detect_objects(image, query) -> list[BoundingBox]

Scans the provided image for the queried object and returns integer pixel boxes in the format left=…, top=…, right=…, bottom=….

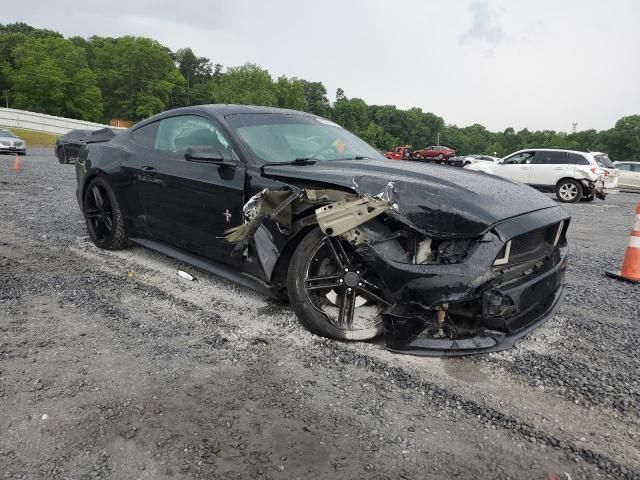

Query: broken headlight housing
left=410, top=236, right=474, bottom=265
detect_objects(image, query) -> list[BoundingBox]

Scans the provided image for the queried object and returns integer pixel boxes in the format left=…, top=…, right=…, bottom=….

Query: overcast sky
left=4, top=0, right=639, bottom=132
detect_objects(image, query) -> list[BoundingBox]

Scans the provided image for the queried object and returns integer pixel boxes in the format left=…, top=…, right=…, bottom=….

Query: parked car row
left=384, top=145, right=460, bottom=167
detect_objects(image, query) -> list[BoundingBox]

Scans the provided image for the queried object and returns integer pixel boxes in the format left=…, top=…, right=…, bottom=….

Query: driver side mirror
left=184, top=147, right=224, bottom=162
left=184, top=147, right=236, bottom=168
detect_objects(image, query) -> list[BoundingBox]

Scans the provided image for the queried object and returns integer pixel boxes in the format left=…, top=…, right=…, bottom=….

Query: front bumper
left=384, top=256, right=566, bottom=357
left=0, top=146, right=26, bottom=154
left=356, top=207, right=570, bottom=356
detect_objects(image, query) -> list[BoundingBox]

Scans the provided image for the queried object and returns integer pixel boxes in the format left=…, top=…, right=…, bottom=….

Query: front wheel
left=57, top=147, right=66, bottom=164
left=556, top=179, right=583, bottom=203
left=83, top=177, right=129, bottom=249
left=287, top=228, right=392, bottom=341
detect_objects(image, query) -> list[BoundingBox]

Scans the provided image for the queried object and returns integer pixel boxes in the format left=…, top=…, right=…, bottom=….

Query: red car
left=413, top=145, right=456, bottom=161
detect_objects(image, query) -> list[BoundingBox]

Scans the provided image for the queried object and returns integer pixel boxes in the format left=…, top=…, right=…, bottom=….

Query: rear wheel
left=83, top=177, right=129, bottom=250
left=556, top=179, right=583, bottom=203
left=287, top=228, right=392, bottom=341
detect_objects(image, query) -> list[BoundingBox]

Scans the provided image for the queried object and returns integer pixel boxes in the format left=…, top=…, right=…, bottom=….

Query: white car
left=464, top=148, right=606, bottom=203
left=614, top=161, right=640, bottom=192
left=462, top=154, right=499, bottom=167
left=0, top=128, right=27, bottom=155
left=590, top=152, right=620, bottom=190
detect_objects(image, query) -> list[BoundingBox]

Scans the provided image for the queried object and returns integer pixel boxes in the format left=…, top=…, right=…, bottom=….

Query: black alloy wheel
left=83, top=178, right=129, bottom=249
left=288, top=228, right=392, bottom=341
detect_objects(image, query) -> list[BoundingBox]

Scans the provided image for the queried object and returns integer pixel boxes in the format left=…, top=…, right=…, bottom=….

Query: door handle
left=553, top=167, right=563, bottom=170
left=141, top=166, right=157, bottom=174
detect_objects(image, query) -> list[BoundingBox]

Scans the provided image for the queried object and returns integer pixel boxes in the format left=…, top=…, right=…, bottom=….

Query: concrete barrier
left=0, top=107, right=126, bottom=135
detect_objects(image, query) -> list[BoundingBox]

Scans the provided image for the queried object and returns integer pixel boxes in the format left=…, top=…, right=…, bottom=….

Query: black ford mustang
left=75, top=105, right=570, bottom=356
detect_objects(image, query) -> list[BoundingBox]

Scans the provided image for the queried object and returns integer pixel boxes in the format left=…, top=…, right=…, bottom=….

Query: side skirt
left=130, top=237, right=283, bottom=299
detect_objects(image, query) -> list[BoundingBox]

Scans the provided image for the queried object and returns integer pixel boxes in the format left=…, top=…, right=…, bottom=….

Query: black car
left=56, top=129, right=93, bottom=164
left=75, top=105, right=570, bottom=356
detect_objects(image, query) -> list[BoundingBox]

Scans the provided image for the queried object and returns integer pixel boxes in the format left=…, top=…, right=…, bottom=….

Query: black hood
left=262, top=159, right=558, bottom=238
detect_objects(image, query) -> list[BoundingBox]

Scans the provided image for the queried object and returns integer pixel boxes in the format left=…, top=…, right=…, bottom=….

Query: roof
left=133, top=104, right=319, bottom=130
left=202, top=104, right=316, bottom=117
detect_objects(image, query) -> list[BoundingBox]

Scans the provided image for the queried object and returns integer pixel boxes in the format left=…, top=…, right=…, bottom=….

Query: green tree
left=217, top=63, right=276, bottom=106
left=301, top=80, right=330, bottom=116
left=274, top=75, right=306, bottom=110
left=89, top=36, right=185, bottom=120
left=605, top=115, right=640, bottom=161
left=333, top=97, right=368, bottom=134
left=10, top=36, right=102, bottom=120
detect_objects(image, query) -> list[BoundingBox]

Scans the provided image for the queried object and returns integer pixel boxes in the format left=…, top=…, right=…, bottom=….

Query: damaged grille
left=495, top=222, right=563, bottom=266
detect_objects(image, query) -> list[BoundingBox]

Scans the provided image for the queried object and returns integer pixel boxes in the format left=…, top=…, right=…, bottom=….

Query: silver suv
left=464, top=148, right=607, bottom=203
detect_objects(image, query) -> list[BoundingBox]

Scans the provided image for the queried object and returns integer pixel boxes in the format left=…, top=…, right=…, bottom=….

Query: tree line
left=1, top=22, right=638, bottom=160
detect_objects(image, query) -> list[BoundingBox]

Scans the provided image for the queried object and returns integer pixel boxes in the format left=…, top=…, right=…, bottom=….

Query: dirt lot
left=1, top=149, right=639, bottom=479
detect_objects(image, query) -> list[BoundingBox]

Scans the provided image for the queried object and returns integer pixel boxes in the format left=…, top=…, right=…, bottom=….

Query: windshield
left=225, top=113, right=386, bottom=163
left=594, top=154, right=615, bottom=168
left=0, top=128, right=16, bottom=138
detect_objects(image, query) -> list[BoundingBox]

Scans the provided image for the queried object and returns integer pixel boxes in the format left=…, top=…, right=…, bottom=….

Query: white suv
left=464, top=148, right=606, bottom=203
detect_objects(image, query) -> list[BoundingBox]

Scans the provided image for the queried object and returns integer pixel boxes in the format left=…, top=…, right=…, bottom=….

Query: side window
left=631, top=164, right=640, bottom=172
left=567, top=153, right=590, bottom=165
left=504, top=151, right=535, bottom=165
left=155, top=115, right=233, bottom=160
left=534, top=151, right=568, bottom=165
left=617, top=163, right=631, bottom=171
left=131, top=122, right=159, bottom=149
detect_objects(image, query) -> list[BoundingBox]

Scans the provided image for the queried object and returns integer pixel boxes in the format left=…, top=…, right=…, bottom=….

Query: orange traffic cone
left=12, top=154, right=21, bottom=172
left=606, top=202, right=640, bottom=283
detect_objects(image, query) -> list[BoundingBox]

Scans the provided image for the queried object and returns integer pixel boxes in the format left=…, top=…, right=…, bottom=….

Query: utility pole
left=437, top=131, right=440, bottom=146
left=2, top=89, right=7, bottom=108
left=571, top=122, right=577, bottom=134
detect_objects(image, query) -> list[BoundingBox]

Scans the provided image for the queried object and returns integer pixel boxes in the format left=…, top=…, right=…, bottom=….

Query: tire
left=83, top=177, right=129, bottom=250
left=57, top=147, right=66, bottom=164
left=556, top=179, right=583, bottom=203
left=438, top=154, right=444, bottom=160
left=287, top=227, right=389, bottom=341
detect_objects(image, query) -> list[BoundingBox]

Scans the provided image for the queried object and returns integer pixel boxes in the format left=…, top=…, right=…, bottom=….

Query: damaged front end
left=225, top=181, right=570, bottom=357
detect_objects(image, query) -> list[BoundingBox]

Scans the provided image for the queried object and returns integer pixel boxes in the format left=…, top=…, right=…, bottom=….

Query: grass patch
left=1, top=127, right=59, bottom=146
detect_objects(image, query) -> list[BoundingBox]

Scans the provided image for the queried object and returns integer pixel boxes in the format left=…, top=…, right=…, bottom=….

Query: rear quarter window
left=131, top=122, right=159, bottom=149
left=568, top=153, right=590, bottom=166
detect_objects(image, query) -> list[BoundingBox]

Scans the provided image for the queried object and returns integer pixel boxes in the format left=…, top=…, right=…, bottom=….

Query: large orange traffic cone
left=12, top=154, right=21, bottom=172
left=606, top=202, right=640, bottom=283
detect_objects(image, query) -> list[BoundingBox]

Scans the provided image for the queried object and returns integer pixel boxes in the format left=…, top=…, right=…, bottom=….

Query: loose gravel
left=1, top=149, right=639, bottom=479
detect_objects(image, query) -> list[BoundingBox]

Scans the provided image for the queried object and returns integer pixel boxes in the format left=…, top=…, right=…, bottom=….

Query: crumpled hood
left=262, top=159, right=558, bottom=238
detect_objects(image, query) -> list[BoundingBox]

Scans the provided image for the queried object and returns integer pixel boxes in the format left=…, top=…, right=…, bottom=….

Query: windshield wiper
left=333, top=156, right=373, bottom=161
left=260, top=158, right=317, bottom=174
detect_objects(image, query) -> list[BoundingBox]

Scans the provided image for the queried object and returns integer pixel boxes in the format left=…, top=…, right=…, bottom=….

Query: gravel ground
left=1, top=149, right=639, bottom=479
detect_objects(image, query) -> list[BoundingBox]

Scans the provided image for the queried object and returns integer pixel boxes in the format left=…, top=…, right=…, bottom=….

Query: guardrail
left=0, top=107, right=126, bottom=135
